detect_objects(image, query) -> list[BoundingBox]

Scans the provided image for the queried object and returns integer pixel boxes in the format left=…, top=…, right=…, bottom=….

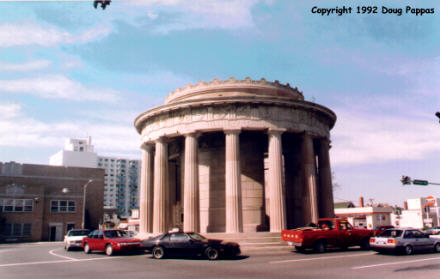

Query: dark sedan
left=142, top=232, right=240, bottom=260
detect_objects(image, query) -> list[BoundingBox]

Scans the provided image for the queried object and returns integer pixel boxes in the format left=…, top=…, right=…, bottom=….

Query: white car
left=64, top=229, right=91, bottom=251
left=370, top=228, right=440, bottom=255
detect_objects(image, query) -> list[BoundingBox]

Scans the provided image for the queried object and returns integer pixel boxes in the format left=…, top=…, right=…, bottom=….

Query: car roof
left=384, top=228, right=419, bottom=231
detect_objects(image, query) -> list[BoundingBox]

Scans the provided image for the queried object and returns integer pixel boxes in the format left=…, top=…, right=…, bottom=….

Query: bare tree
left=332, top=171, right=340, bottom=192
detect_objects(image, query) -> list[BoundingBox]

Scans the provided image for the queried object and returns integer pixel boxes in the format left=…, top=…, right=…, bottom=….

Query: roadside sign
left=413, top=179, right=429, bottom=186
left=426, top=196, right=436, bottom=206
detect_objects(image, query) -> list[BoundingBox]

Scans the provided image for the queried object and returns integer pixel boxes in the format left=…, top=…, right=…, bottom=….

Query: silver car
left=370, top=228, right=440, bottom=255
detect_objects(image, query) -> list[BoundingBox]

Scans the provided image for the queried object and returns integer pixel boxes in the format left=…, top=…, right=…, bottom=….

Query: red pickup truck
left=281, top=218, right=374, bottom=253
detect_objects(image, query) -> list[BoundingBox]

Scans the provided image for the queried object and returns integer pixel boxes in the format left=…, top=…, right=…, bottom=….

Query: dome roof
left=164, top=77, right=304, bottom=104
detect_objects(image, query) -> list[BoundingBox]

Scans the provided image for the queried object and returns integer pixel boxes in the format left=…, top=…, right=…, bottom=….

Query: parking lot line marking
left=49, top=248, right=78, bottom=261
left=352, top=256, right=440, bottom=270
left=269, top=252, right=376, bottom=264
left=0, top=259, right=76, bottom=268
left=0, top=249, right=14, bottom=253
left=0, top=256, right=125, bottom=268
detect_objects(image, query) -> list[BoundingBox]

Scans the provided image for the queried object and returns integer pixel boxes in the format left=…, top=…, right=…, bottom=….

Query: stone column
left=153, top=138, right=168, bottom=234
left=183, top=133, right=199, bottom=232
left=139, top=143, right=154, bottom=234
left=268, top=129, right=286, bottom=232
left=318, top=138, right=334, bottom=218
left=303, top=133, right=318, bottom=224
left=225, top=129, right=243, bottom=233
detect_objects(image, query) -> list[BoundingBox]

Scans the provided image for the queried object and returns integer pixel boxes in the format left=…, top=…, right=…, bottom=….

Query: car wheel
left=84, top=243, right=91, bottom=254
left=205, top=247, right=219, bottom=260
left=434, top=243, right=440, bottom=253
left=105, top=244, right=114, bottom=256
left=152, top=246, right=165, bottom=259
left=404, top=245, right=413, bottom=255
left=314, top=240, right=326, bottom=253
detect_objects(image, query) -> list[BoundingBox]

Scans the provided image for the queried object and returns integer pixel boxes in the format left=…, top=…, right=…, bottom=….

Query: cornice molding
left=165, top=77, right=303, bottom=104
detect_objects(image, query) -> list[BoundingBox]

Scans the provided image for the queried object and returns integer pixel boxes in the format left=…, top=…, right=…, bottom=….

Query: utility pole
left=82, top=179, right=93, bottom=229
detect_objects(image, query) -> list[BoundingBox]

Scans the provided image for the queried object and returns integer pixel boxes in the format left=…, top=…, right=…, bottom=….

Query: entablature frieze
left=139, top=102, right=333, bottom=143
left=135, top=97, right=336, bottom=133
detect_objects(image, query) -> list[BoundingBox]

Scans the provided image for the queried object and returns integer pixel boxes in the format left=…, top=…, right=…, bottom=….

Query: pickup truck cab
left=281, top=218, right=374, bottom=253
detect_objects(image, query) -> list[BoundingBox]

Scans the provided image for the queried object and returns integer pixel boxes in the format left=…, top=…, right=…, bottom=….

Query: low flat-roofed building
left=0, top=161, right=104, bottom=242
left=335, top=206, right=393, bottom=229
left=394, top=197, right=440, bottom=229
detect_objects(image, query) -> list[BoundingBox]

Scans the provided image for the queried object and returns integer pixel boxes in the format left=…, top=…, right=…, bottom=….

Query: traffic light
left=94, top=0, right=111, bottom=10
left=401, top=176, right=411, bottom=185
left=436, top=112, right=440, bottom=123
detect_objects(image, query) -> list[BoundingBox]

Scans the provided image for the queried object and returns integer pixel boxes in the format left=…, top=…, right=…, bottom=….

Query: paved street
left=1, top=243, right=440, bottom=279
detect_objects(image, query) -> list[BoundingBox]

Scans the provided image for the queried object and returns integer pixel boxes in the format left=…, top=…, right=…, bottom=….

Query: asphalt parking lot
left=1, top=242, right=440, bottom=279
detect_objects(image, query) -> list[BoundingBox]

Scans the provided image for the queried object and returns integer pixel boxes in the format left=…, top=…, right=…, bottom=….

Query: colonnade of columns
left=139, top=130, right=333, bottom=235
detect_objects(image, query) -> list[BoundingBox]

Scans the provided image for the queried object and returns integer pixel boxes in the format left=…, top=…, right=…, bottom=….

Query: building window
left=51, top=200, right=76, bottom=213
left=23, top=223, right=31, bottom=236
left=2, top=223, right=32, bottom=237
left=14, top=200, right=23, bottom=211
left=5, top=199, right=13, bottom=212
left=0, top=199, right=33, bottom=212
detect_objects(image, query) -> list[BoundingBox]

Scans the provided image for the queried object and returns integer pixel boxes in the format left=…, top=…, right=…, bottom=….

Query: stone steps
left=204, top=232, right=290, bottom=250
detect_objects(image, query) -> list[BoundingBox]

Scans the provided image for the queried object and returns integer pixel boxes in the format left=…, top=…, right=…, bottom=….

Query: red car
left=82, top=229, right=141, bottom=256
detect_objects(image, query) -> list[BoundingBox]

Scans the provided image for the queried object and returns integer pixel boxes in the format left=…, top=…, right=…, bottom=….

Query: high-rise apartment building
left=97, top=157, right=140, bottom=217
left=50, top=137, right=140, bottom=217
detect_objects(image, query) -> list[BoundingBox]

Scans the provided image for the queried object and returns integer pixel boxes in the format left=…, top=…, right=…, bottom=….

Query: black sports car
left=141, top=232, right=240, bottom=260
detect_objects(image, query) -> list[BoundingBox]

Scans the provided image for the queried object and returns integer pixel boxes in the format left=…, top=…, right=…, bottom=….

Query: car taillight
left=370, top=238, right=375, bottom=243
left=387, top=239, right=396, bottom=244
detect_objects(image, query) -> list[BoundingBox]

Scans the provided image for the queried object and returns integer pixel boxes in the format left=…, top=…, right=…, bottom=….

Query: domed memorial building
left=134, top=77, right=336, bottom=235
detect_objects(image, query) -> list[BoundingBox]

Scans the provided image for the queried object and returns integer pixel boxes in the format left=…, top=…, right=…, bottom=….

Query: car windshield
left=378, top=229, right=403, bottom=238
left=317, top=220, right=334, bottom=230
left=187, top=233, right=207, bottom=241
left=104, top=230, right=128, bottom=238
left=68, top=230, right=90, bottom=236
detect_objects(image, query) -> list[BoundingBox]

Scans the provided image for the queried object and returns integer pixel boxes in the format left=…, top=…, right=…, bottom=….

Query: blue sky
left=0, top=0, right=439, bottom=206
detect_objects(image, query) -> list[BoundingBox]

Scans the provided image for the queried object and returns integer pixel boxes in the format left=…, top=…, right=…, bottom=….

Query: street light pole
left=82, top=179, right=93, bottom=229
